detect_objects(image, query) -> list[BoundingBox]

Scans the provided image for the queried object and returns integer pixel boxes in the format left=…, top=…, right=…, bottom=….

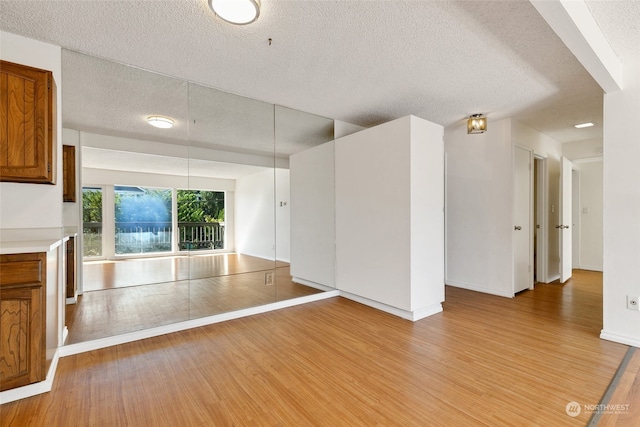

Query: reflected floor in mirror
left=66, top=254, right=321, bottom=344
left=82, top=253, right=289, bottom=291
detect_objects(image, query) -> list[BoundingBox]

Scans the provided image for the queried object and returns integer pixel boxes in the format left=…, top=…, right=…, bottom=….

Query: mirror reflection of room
left=63, top=50, right=334, bottom=344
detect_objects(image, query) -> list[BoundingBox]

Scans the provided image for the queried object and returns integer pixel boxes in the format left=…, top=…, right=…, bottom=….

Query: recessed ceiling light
left=147, top=116, right=174, bottom=129
left=574, top=122, right=595, bottom=129
left=209, top=0, right=260, bottom=25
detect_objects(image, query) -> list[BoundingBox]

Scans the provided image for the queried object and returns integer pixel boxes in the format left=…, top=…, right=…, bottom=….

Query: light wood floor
left=599, top=348, right=640, bottom=426
left=3, top=270, right=635, bottom=426
left=82, top=253, right=290, bottom=291
left=66, top=254, right=321, bottom=343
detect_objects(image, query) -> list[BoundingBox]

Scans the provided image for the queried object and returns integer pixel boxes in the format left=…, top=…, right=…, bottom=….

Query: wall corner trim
left=600, top=330, right=640, bottom=347
left=338, top=291, right=442, bottom=322
left=0, top=349, right=61, bottom=405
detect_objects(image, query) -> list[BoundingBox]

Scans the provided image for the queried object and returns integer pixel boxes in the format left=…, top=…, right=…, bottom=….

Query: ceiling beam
left=530, top=0, right=622, bottom=93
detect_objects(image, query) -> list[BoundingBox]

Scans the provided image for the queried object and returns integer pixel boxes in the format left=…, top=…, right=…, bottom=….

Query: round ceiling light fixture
left=147, top=116, right=175, bottom=129
left=209, top=0, right=260, bottom=25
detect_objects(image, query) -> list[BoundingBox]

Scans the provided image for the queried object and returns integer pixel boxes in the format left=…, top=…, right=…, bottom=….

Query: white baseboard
left=545, top=274, right=560, bottom=283
left=338, top=291, right=442, bottom=321
left=60, top=290, right=339, bottom=357
left=445, top=279, right=514, bottom=298
left=0, top=349, right=60, bottom=405
left=292, top=276, right=336, bottom=292
left=600, top=330, right=640, bottom=347
left=410, top=303, right=445, bottom=321
left=578, top=265, right=603, bottom=272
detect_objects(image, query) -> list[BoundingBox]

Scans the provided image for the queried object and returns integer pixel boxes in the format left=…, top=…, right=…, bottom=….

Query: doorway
left=514, top=150, right=548, bottom=294
left=514, top=146, right=533, bottom=294
left=534, top=156, right=547, bottom=283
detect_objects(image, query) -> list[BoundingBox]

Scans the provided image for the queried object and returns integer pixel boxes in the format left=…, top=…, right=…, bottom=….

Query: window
left=177, top=190, right=225, bottom=251
left=82, top=187, right=103, bottom=257
left=114, top=186, right=172, bottom=255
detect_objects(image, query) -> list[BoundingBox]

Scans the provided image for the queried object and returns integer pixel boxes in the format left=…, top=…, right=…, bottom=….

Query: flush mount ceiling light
left=147, top=116, right=174, bottom=129
left=574, top=122, right=595, bottom=129
left=467, top=114, right=487, bottom=134
left=209, top=0, right=260, bottom=25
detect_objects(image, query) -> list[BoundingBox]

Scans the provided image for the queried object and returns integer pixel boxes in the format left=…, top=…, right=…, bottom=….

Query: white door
left=514, top=146, right=533, bottom=293
left=559, top=157, right=573, bottom=283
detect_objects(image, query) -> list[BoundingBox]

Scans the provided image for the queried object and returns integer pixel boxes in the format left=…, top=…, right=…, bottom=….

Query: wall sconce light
left=467, top=114, right=487, bottom=134
left=209, top=0, right=260, bottom=25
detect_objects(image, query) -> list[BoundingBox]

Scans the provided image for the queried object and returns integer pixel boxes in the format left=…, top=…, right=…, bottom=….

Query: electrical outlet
left=627, top=295, right=640, bottom=310
left=265, top=272, right=273, bottom=286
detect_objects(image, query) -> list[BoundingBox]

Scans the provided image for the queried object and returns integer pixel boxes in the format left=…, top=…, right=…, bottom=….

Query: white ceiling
left=1, top=0, right=639, bottom=146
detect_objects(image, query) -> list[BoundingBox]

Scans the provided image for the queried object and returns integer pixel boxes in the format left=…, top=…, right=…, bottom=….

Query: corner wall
left=0, top=31, right=63, bottom=230
left=575, top=160, right=603, bottom=271
left=445, top=118, right=514, bottom=296
left=601, top=60, right=640, bottom=347
left=235, top=169, right=275, bottom=261
left=290, top=141, right=335, bottom=288
left=335, top=115, right=444, bottom=317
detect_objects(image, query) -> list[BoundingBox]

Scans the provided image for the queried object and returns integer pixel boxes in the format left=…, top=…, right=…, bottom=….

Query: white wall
left=82, top=168, right=234, bottom=192
left=275, top=168, right=290, bottom=263
left=572, top=168, right=580, bottom=268
left=336, top=116, right=444, bottom=317
left=602, top=60, right=640, bottom=347
left=62, top=129, right=81, bottom=229
left=575, top=160, right=603, bottom=271
left=0, top=31, right=63, bottom=230
left=563, top=138, right=603, bottom=161
left=445, top=118, right=514, bottom=297
left=409, top=116, right=445, bottom=311
left=334, top=120, right=366, bottom=139
left=290, top=141, right=335, bottom=288
left=235, top=169, right=275, bottom=260
left=336, top=117, right=411, bottom=309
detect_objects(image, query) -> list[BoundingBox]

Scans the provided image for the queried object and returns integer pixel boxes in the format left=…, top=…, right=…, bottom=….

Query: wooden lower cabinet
left=65, top=236, right=76, bottom=301
left=0, top=252, right=46, bottom=391
left=63, top=145, right=76, bottom=202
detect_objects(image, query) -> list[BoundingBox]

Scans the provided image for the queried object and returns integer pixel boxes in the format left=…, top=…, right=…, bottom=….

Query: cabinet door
left=0, top=286, right=45, bottom=390
left=0, top=252, right=46, bottom=391
left=0, top=60, right=56, bottom=184
left=66, top=236, right=76, bottom=300
left=63, top=145, right=76, bottom=202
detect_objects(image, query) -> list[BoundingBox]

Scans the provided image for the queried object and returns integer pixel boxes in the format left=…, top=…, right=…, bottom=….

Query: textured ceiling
left=586, top=0, right=640, bottom=64
left=0, top=0, right=638, bottom=146
left=60, top=50, right=334, bottom=158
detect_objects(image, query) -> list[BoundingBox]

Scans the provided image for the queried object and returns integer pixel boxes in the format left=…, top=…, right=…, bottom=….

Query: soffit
left=0, top=0, right=617, bottom=143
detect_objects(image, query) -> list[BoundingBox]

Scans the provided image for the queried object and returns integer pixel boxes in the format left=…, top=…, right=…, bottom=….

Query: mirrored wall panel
left=62, top=50, right=334, bottom=344
left=186, top=82, right=277, bottom=318
left=274, top=106, right=334, bottom=296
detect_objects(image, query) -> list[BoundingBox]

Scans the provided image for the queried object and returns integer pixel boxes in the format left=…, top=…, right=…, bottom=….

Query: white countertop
left=0, top=236, right=68, bottom=255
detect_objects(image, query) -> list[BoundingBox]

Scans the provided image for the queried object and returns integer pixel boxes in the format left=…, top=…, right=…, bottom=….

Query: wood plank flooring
left=82, top=253, right=289, bottom=291
left=2, top=270, right=635, bottom=426
left=66, top=254, right=321, bottom=343
left=598, top=348, right=640, bottom=426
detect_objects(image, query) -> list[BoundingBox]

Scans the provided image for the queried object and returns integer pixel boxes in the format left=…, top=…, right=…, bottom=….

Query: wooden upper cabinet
left=63, top=145, right=76, bottom=202
left=0, top=60, right=56, bottom=184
